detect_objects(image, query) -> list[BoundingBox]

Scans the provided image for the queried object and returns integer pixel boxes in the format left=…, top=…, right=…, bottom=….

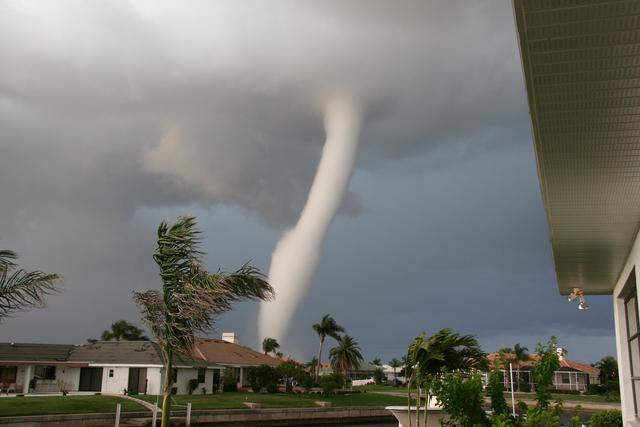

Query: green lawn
left=138, top=391, right=413, bottom=410
left=0, top=395, right=146, bottom=417
left=509, top=392, right=618, bottom=404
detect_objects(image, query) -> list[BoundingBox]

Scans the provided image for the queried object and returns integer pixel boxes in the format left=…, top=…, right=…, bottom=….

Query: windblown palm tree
left=262, top=337, right=280, bottom=355
left=312, top=314, right=345, bottom=381
left=100, top=320, right=148, bottom=341
left=0, top=249, right=60, bottom=322
left=405, top=328, right=485, bottom=427
left=133, top=216, right=273, bottom=427
left=329, top=335, right=363, bottom=381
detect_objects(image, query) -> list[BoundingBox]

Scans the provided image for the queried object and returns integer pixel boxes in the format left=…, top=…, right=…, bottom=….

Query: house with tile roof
left=0, top=333, right=281, bottom=395
left=486, top=349, right=600, bottom=393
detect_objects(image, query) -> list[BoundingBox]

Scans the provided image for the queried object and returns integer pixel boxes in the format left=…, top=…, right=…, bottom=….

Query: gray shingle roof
left=0, top=343, right=74, bottom=362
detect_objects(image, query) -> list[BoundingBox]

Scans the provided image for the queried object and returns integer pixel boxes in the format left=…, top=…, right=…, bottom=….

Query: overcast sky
left=0, top=0, right=616, bottom=364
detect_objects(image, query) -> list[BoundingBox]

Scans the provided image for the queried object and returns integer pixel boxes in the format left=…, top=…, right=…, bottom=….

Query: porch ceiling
left=513, top=0, right=640, bottom=294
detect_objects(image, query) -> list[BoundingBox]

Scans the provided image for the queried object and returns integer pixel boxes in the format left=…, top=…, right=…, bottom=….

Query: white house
left=512, top=1, right=640, bottom=423
left=0, top=333, right=281, bottom=395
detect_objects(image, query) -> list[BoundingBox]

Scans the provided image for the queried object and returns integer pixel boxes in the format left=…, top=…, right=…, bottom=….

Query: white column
left=614, top=291, right=635, bottom=422
left=23, top=365, right=33, bottom=393
left=238, top=368, right=244, bottom=389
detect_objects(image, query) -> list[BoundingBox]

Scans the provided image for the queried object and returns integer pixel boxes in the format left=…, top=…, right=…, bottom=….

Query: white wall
left=56, top=366, right=80, bottom=392
left=100, top=367, right=129, bottom=394
left=146, top=367, right=162, bottom=395
left=175, top=368, right=198, bottom=395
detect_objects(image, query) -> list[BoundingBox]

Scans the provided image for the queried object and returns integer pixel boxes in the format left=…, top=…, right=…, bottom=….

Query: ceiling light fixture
left=567, top=287, right=589, bottom=311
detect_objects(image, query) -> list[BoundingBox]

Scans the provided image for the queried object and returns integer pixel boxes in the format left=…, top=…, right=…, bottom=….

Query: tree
left=312, top=314, right=345, bottom=381
left=532, top=337, right=560, bottom=408
left=512, top=343, right=530, bottom=391
left=594, top=356, right=618, bottom=384
left=389, top=358, right=402, bottom=384
left=262, top=337, right=280, bottom=355
left=133, top=216, right=273, bottom=427
left=100, top=320, right=148, bottom=341
left=405, top=328, right=486, bottom=427
left=0, top=249, right=60, bottom=322
left=329, top=335, right=364, bottom=381
left=371, top=357, right=382, bottom=366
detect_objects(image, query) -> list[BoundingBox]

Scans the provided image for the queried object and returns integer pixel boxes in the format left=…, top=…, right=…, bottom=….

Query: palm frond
left=0, top=265, right=59, bottom=320
left=0, top=250, right=17, bottom=273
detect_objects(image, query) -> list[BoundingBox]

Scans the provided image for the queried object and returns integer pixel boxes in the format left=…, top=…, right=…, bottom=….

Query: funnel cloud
left=259, top=97, right=362, bottom=341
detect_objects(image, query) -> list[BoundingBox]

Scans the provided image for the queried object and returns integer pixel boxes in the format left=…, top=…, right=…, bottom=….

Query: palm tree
left=312, top=314, right=345, bottom=381
left=389, top=358, right=402, bottom=383
left=594, top=356, right=618, bottom=384
left=100, top=320, right=148, bottom=341
left=133, top=216, right=273, bottom=427
left=405, top=329, right=485, bottom=427
left=512, top=343, right=529, bottom=391
left=371, top=357, right=382, bottom=366
left=0, top=249, right=60, bottom=321
left=262, top=337, right=280, bottom=355
left=329, top=335, right=364, bottom=382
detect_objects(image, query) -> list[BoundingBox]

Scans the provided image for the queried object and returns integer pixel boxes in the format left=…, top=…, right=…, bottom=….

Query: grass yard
left=138, top=391, right=413, bottom=410
left=0, top=395, right=146, bottom=417
left=509, top=392, right=618, bottom=404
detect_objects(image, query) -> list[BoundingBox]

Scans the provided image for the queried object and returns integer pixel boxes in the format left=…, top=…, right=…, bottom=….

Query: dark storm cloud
left=0, top=1, right=615, bottom=360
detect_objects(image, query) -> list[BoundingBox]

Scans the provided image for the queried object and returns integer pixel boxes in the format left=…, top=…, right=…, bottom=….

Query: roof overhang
left=513, top=0, right=640, bottom=295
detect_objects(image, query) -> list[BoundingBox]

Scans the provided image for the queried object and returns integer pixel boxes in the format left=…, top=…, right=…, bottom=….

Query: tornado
left=258, top=96, right=362, bottom=342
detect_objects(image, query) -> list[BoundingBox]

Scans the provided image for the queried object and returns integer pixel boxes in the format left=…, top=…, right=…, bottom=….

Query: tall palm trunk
left=416, top=386, right=421, bottom=427
left=315, top=336, right=325, bottom=381
left=407, top=380, right=412, bottom=427
left=423, top=390, right=429, bottom=427
left=161, top=350, right=173, bottom=427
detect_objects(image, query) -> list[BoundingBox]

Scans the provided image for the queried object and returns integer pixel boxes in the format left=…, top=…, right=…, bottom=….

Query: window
left=34, top=366, right=56, bottom=380
left=624, top=269, right=640, bottom=415
left=197, top=368, right=205, bottom=384
left=560, top=373, right=570, bottom=384
left=172, top=368, right=178, bottom=384
left=0, top=367, right=17, bottom=384
left=109, top=369, right=114, bottom=378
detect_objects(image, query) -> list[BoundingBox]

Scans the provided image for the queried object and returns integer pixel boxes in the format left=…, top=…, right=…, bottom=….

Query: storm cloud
left=0, top=1, right=615, bottom=362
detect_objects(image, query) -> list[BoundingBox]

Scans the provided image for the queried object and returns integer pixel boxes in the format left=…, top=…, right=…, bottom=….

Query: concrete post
left=186, top=402, right=191, bottom=427
left=151, top=403, right=158, bottom=427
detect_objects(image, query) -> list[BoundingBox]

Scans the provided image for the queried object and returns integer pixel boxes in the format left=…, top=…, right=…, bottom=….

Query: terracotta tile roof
left=193, top=338, right=282, bottom=367
left=486, top=352, right=599, bottom=376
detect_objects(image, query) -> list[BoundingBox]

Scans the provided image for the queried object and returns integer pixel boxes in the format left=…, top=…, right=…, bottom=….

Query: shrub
left=319, top=373, right=345, bottom=396
left=588, top=384, right=605, bottom=395
left=518, top=378, right=531, bottom=393
left=589, top=410, right=623, bottom=427
left=433, top=371, right=487, bottom=427
left=488, top=369, right=508, bottom=416
left=373, top=368, right=385, bottom=385
left=266, top=382, right=278, bottom=394
left=201, top=387, right=207, bottom=395
left=222, top=368, right=238, bottom=392
left=246, top=364, right=279, bottom=392
left=187, top=378, right=199, bottom=395
left=127, top=390, right=139, bottom=396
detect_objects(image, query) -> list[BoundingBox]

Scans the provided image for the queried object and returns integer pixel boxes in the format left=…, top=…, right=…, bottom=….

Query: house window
left=624, top=270, right=640, bottom=415
left=34, top=366, right=56, bottom=380
left=109, top=369, right=114, bottom=378
left=172, top=368, right=178, bottom=384
left=197, top=368, right=205, bottom=384
left=0, top=367, right=17, bottom=384
left=560, top=373, right=570, bottom=384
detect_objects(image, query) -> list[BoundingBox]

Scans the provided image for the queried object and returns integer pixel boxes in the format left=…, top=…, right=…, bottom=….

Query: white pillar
left=23, top=365, right=33, bottom=394
left=238, top=368, right=244, bottom=388
left=614, top=292, right=635, bottom=422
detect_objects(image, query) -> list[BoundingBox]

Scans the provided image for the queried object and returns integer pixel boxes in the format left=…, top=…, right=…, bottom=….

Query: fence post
left=115, top=403, right=121, bottom=427
left=152, top=402, right=158, bottom=427
left=186, top=402, right=192, bottom=427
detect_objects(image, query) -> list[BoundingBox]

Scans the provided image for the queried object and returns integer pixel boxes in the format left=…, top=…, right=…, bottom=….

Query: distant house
left=318, top=361, right=381, bottom=381
left=0, top=332, right=281, bottom=395
left=486, top=349, right=600, bottom=393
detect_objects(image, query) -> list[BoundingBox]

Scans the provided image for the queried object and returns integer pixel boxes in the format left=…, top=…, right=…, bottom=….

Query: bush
left=373, top=368, right=385, bottom=385
left=222, top=368, right=238, bottom=392
left=187, top=378, right=199, bottom=395
left=488, top=369, right=508, bottom=416
left=127, top=390, right=139, bottom=396
left=201, top=387, right=207, bottom=395
left=588, top=384, right=605, bottom=395
left=266, top=382, right=278, bottom=394
left=319, top=373, right=345, bottom=396
left=433, top=372, right=487, bottom=427
left=518, top=378, right=531, bottom=393
left=589, top=410, right=623, bottom=427
left=246, top=365, right=279, bottom=392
